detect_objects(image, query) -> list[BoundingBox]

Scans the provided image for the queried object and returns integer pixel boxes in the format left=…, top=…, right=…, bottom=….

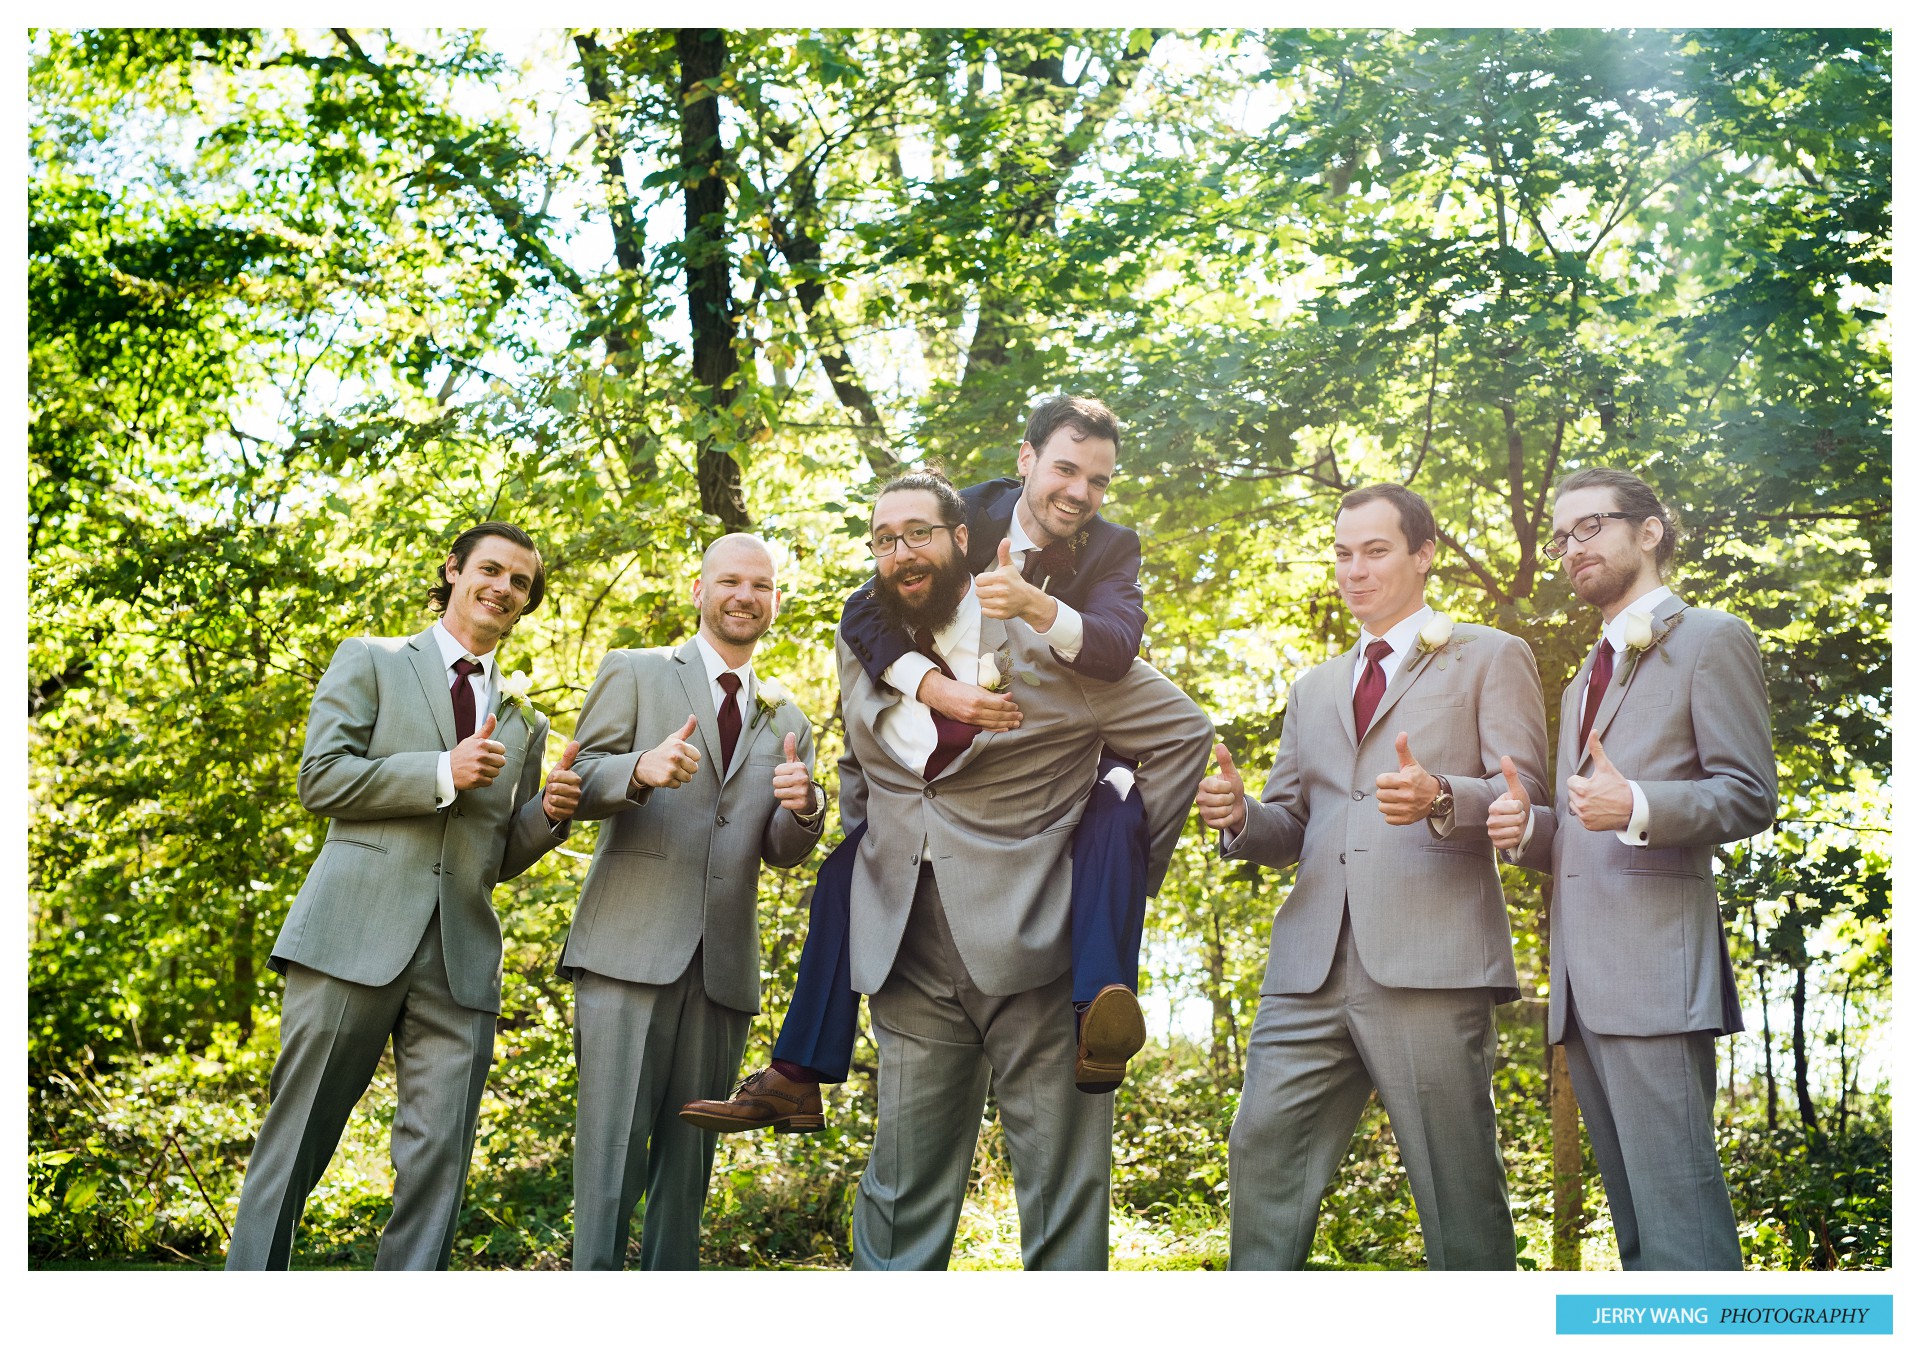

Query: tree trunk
left=676, top=27, right=749, bottom=531
left=1541, top=876, right=1584, bottom=1269
left=1751, top=903, right=1777, bottom=1130
left=1206, top=910, right=1239, bottom=1083
left=1791, top=961, right=1820, bottom=1136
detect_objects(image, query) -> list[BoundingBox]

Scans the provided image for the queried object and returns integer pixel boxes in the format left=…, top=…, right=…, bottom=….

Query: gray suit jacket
left=1222, top=622, right=1548, bottom=1001
left=272, top=627, right=563, bottom=1014
left=836, top=613, right=1213, bottom=998
left=561, top=640, right=824, bottom=1014
left=1508, top=596, right=1776, bottom=1041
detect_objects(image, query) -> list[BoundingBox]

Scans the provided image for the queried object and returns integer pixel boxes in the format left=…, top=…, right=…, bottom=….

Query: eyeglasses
left=1543, top=512, right=1637, bottom=560
left=866, top=524, right=955, bottom=557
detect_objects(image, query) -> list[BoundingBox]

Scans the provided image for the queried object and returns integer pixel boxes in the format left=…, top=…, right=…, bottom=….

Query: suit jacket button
left=431, top=863, right=441, bottom=875
left=1351, top=790, right=1365, bottom=801
left=717, top=815, right=729, bottom=826
left=1339, top=852, right=1346, bottom=864
left=923, top=786, right=936, bottom=798
left=909, top=856, right=919, bottom=867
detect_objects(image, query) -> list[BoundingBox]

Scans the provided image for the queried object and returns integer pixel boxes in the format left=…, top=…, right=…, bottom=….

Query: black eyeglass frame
left=1543, top=511, right=1638, bottom=560
left=865, top=523, right=957, bottom=558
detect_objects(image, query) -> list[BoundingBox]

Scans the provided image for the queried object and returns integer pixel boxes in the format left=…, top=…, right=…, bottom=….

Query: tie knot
left=717, top=671, right=742, bottom=695
left=912, top=628, right=937, bottom=657
left=1365, top=639, right=1393, bottom=665
left=452, top=657, right=483, bottom=680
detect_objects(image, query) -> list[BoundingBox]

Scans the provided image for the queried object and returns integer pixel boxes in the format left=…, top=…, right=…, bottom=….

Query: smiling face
left=871, top=487, right=971, bottom=633
left=1015, top=425, right=1117, bottom=547
left=1333, top=497, right=1434, bottom=633
left=441, top=535, right=540, bottom=653
left=693, top=537, right=780, bottom=660
left=1554, top=484, right=1662, bottom=620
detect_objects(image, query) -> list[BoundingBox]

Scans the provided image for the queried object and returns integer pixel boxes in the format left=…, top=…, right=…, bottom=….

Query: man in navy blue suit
left=681, top=395, right=1156, bottom=1133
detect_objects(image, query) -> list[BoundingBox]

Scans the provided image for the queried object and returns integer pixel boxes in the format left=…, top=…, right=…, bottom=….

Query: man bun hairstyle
left=428, top=520, right=547, bottom=615
left=874, top=470, right=967, bottom=528
left=1555, top=467, right=1678, bottom=574
left=1024, top=394, right=1123, bottom=458
left=1337, top=483, right=1438, bottom=553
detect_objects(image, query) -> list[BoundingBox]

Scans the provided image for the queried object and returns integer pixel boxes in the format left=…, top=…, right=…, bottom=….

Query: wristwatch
left=1426, top=775, right=1454, bottom=821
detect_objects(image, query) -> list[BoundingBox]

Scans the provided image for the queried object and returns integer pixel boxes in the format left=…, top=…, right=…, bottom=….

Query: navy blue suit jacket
left=840, top=477, right=1146, bottom=686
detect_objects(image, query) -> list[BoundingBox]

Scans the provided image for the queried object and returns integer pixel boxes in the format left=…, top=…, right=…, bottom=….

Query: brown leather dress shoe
left=679, top=1066, right=825, bottom=1134
left=1075, top=983, right=1147, bottom=1094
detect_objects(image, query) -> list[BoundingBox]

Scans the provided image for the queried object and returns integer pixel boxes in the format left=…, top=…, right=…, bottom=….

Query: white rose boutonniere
left=1617, top=609, right=1680, bottom=682
left=751, top=680, right=789, bottom=729
left=500, top=669, right=535, bottom=715
left=977, top=650, right=1012, bottom=693
left=1412, top=613, right=1476, bottom=670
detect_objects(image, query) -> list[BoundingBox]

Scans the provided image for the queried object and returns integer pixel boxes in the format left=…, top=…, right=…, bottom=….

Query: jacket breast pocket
left=1400, top=694, right=1465, bottom=712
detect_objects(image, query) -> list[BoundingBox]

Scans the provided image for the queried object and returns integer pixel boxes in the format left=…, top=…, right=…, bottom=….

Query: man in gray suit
left=1196, top=484, right=1548, bottom=1270
left=562, top=533, right=825, bottom=1270
left=227, top=521, right=580, bottom=1270
left=838, top=472, right=1211, bottom=1270
left=1489, top=467, right=1776, bottom=1270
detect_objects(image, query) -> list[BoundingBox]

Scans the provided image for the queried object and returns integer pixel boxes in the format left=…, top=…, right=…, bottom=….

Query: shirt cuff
left=435, top=751, right=456, bottom=808
left=1500, top=811, right=1536, bottom=865
left=1616, top=780, right=1651, bottom=847
left=792, top=783, right=827, bottom=828
left=1040, top=600, right=1085, bottom=659
left=883, top=652, right=940, bottom=698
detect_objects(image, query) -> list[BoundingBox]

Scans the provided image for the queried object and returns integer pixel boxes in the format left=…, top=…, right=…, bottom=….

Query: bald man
left=561, top=535, right=827, bottom=1269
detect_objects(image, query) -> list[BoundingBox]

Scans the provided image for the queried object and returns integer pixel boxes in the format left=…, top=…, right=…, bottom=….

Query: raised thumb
left=1588, top=732, right=1614, bottom=771
left=783, top=731, right=799, bottom=762
left=1395, top=731, right=1416, bottom=770
left=1500, top=754, right=1525, bottom=802
left=996, top=537, right=1015, bottom=570
left=557, top=739, right=580, bottom=770
left=678, top=713, right=700, bottom=741
left=477, top=713, right=497, bottom=740
left=1213, top=743, right=1236, bottom=778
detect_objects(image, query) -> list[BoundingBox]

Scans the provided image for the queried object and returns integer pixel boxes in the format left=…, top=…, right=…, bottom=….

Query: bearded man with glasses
left=1487, top=467, right=1777, bottom=1269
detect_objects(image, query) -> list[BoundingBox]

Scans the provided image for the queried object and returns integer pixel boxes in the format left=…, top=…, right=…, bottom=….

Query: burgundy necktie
left=1351, top=639, right=1393, bottom=741
left=716, top=671, right=743, bottom=772
left=913, top=628, right=979, bottom=780
left=450, top=657, right=483, bottom=742
left=1021, top=539, right=1074, bottom=590
left=1577, top=639, right=1615, bottom=754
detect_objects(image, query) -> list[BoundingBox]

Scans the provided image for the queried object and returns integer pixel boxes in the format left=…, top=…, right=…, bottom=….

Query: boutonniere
left=1067, top=527, right=1091, bottom=559
left=1617, top=610, right=1680, bottom=682
left=1412, top=613, right=1477, bottom=670
left=976, top=649, right=1013, bottom=693
left=500, top=669, right=536, bottom=716
left=750, top=680, right=789, bottom=729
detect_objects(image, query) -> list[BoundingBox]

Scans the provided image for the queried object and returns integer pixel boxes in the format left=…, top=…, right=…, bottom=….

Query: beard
left=1569, top=552, right=1638, bottom=612
left=701, top=595, right=772, bottom=647
left=874, top=543, right=971, bottom=636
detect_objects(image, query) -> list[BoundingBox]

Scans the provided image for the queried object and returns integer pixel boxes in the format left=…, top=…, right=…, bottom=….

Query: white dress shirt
left=875, top=581, right=983, bottom=777
left=879, top=512, right=1085, bottom=697
left=431, top=620, right=499, bottom=808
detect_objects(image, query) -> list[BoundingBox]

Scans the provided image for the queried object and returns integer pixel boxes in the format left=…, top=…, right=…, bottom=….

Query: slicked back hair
left=874, top=471, right=967, bottom=529
left=428, top=521, right=546, bottom=615
left=1337, top=483, right=1438, bottom=553
left=1024, top=394, right=1123, bottom=459
left=1555, top=467, right=1678, bottom=573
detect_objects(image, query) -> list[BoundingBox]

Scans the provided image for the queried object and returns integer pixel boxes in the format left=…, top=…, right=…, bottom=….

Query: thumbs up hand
left=636, top=713, right=703, bottom=789
left=1486, top=754, right=1532, bottom=851
left=772, top=730, right=816, bottom=813
left=1375, top=731, right=1441, bottom=825
left=1195, top=742, right=1248, bottom=835
left=451, top=713, right=507, bottom=791
left=974, top=536, right=1052, bottom=626
left=1567, top=732, right=1633, bottom=831
left=542, top=739, right=583, bottom=823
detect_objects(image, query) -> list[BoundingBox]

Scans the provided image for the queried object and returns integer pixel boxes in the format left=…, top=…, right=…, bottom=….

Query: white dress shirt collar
left=1351, top=603, right=1434, bottom=691
left=693, top=632, right=754, bottom=707
left=1008, top=507, right=1040, bottom=559
left=1601, top=585, right=1675, bottom=652
left=430, top=619, right=496, bottom=680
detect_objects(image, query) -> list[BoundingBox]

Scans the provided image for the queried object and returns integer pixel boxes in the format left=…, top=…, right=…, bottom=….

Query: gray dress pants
left=226, top=913, right=496, bottom=1270
left=1561, top=984, right=1742, bottom=1270
left=570, top=946, right=750, bottom=1270
left=853, top=865, right=1113, bottom=1270
left=1228, top=911, right=1515, bottom=1270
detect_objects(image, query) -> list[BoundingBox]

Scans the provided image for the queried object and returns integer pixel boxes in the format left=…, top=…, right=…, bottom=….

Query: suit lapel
left=1334, top=643, right=1361, bottom=752
left=726, top=677, right=778, bottom=788
left=1576, top=595, right=1689, bottom=770
left=1359, top=640, right=1434, bottom=746
left=406, top=628, right=459, bottom=751
left=672, top=640, right=724, bottom=774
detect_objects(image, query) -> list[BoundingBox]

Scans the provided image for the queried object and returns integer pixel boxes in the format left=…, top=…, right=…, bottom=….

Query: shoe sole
left=1076, top=985, right=1145, bottom=1088
left=677, top=1106, right=824, bottom=1135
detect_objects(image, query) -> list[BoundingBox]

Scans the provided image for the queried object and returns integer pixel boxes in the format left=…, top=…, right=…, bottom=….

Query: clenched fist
left=450, top=714, right=506, bottom=791
left=1486, top=755, right=1531, bottom=851
left=635, top=714, right=702, bottom=789
left=1374, top=732, right=1440, bottom=826
left=1568, top=732, right=1633, bottom=831
left=542, top=739, right=582, bottom=824
left=771, top=732, right=816, bottom=814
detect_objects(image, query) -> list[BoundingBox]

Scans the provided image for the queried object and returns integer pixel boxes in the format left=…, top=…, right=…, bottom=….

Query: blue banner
left=1557, top=1295, right=1891, bottom=1335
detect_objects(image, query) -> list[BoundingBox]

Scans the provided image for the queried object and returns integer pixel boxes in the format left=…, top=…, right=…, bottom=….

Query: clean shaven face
left=1015, top=426, right=1117, bottom=546
left=1333, top=498, right=1433, bottom=633
left=443, top=535, right=539, bottom=652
